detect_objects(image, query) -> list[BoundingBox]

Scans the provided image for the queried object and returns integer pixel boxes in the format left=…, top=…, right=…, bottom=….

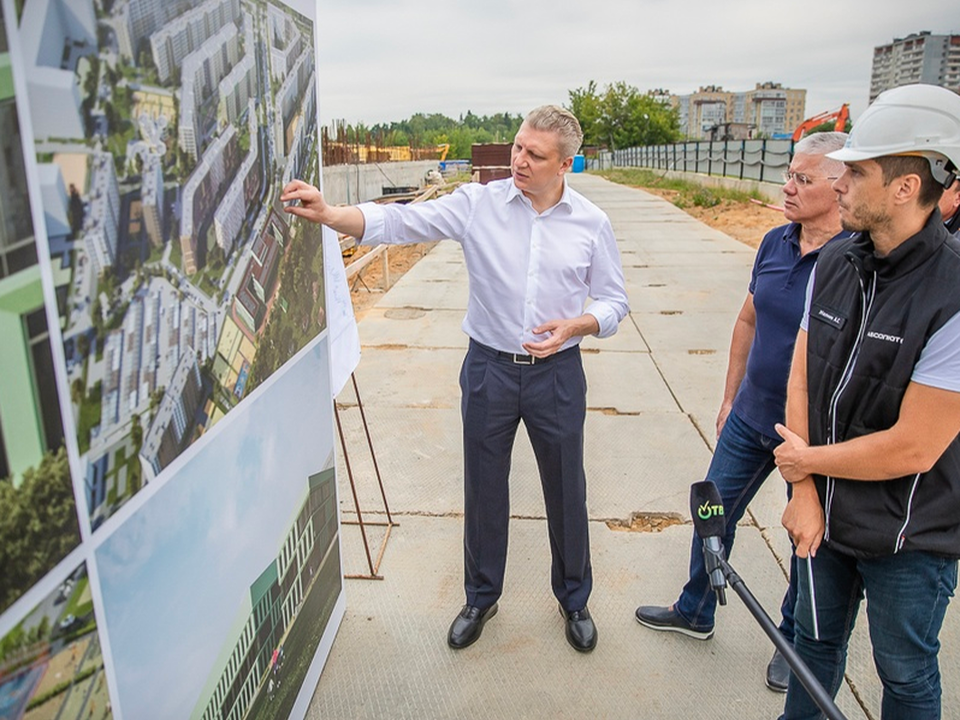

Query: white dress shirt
left=358, top=178, right=630, bottom=354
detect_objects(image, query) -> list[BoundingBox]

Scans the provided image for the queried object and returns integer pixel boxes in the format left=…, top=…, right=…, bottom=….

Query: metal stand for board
left=335, top=372, right=397, bottom=580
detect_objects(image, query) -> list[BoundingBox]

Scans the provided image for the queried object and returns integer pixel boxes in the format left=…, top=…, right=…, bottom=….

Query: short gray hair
left=795, top=131, right=848, bottom=174
left=522, top=105, right=584, bottom=159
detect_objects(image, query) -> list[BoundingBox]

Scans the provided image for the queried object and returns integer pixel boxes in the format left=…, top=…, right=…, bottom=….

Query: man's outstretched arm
left=281, top=180, right=366, bottom=239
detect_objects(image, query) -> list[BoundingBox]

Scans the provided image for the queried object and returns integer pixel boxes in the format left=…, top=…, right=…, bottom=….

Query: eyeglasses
left=782, top=171, right=839, bottom=187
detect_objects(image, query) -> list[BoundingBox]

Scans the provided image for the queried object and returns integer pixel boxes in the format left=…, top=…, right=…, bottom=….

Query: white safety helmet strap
left=909, top=151, right=958, bottom=189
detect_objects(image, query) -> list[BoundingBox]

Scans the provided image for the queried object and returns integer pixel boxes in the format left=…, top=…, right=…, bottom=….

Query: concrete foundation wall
left=654, top=170, right=784, bottom=204
left=322, top=161, right=438, bottom=205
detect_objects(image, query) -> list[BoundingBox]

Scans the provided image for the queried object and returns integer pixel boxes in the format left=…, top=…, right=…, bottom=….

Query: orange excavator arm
left=792, top=104, right=850, bottom=142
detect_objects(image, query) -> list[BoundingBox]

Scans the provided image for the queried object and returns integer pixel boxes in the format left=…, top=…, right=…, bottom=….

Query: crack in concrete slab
left=605, top=512, right=685, bottom=533
left=588, top=407, right=641, bottom=416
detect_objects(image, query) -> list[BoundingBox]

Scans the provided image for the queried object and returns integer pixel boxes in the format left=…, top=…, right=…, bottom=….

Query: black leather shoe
left=447, top=603, right=498, bottom=649
left=559, top=604, right=597, bottom=652
left=765, top=648, right=790, bottom=693
left=635, top=604, right=714, bottom=640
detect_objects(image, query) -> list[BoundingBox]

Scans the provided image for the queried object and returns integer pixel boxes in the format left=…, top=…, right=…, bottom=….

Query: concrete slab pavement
left=308, top=173, right=959, bottom=719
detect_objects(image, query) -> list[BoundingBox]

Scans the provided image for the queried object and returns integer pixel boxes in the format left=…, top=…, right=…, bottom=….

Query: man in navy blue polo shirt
left=635, top=132, right=851, bottom=692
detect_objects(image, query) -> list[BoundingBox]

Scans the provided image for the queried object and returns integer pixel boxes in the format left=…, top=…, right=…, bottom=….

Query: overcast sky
left=314, top=0, right=956, bottom=127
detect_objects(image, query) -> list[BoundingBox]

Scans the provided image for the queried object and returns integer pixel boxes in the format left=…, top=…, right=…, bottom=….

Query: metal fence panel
left=610, top=139, right=795, bottom=185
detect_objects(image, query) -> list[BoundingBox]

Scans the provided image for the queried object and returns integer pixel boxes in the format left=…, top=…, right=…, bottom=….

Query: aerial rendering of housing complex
left=20, top=0, right=320, bottom=529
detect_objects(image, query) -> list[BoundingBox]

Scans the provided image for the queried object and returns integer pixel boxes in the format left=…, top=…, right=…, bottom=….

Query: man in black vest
left=773, top=84, right=960, bottom=719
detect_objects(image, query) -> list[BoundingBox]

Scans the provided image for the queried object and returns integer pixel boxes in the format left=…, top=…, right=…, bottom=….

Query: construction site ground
left=346, top=180, right=780, bottom=321
left=309, top=172, right=960, bottom=719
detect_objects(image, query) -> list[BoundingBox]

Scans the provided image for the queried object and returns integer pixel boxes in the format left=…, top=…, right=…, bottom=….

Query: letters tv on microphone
left=691, top=481, right=727, bottom=605
left=691, top=481, right=725, bottom=536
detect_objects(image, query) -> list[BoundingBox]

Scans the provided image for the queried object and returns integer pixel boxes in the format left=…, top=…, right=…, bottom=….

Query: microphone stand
left=703, top=544, right=846, bottom=720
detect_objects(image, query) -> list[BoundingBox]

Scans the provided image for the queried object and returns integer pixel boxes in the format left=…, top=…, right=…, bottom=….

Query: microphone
left=687, top=482, right=848, bottom=719
left=691, top=480, right=727, bottom=605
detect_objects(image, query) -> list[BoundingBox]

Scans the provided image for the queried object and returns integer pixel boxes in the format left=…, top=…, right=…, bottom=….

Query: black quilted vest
left=806, top=212, right=960, bottom=558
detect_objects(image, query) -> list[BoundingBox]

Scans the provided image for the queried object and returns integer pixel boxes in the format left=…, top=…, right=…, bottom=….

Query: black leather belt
left=471, top=340, right=569, bottom=365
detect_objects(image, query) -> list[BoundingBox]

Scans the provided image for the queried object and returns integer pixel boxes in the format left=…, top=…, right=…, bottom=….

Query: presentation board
left=0, top=0, right=353, bottom=716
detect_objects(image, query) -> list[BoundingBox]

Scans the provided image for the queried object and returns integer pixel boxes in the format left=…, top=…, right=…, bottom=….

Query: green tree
left=76, top=331, right=89, bottom=359
left=208, top=243, right=225, bottom=271
left=149, top=387, right=165, bottom=412
left=130, top=413, right=143, bottom=449
left=68, top=185, right=85, bottom=235
left=83, top=56, right=100, bottom=100
left=568, top=81, right=604, bottom=147
left=568, top=81, right=681, bottom=150
left=71, top=378, right=84, bottom=405
left=0, top=448, right=80, bottom=613
left=90, top=296, right=104, bottom=340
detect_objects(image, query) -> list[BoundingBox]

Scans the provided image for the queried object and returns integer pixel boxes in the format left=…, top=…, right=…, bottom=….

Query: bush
left=597, top=168, right=767, bottom=207
left=692, top=188, right=720, bottom=208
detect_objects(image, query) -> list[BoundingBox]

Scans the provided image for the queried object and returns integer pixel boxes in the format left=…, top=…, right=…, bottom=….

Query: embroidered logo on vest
left=866, top=331, right=903, bottom=344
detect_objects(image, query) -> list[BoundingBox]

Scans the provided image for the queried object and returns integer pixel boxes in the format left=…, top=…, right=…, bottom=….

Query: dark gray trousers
left=459, top=339, right=592, bottom=612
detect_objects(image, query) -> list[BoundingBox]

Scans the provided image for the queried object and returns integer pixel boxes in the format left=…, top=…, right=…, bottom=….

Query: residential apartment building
left=671, top=82, right=806, bottom=140
left=214, top=101, right=262, bottom=254
left=180, top=124, right=240, bottom=274
left=139, top=351, right=204, bottom=479
left=148, top=0, right=241, bottom=84
left=0, top=39, right=64, bottom=485
left=115, top=0, right=192, bottom=61
left=142, top=157, right=165, bottom=247
left=83, top=153, right=121, bottom=280
left=281, top=72, right=316, bottom=188
left=217, top=53, right=256, bottom=129
left=178, top=22, right=241, bottom=163
left=233, top=221, right=282, bottom=335
left=870, top=31, right=960, bottom=102
left=267, top=4, right=303, bottom=83
left=273, top=47, right=314, bottom=161
left=19, top=0, right=95, bottom=142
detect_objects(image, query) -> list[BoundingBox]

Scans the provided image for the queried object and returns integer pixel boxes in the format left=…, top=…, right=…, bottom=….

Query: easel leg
left=337, top=372, right=398, bottom=580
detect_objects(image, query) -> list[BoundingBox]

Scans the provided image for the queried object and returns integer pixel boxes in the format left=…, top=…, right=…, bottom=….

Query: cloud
left=316, top=0, right=956, bottom=124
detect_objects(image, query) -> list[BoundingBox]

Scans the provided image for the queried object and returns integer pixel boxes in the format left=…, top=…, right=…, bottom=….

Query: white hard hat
left=828, top=84, right=960, bottom=187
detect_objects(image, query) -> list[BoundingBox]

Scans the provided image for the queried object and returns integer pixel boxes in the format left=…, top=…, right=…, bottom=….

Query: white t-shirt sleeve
left=801, top=263, right=960, bottom=391
left=799, top=265, right=816, bottom=333
left=913, top=310, right=960, bottom=392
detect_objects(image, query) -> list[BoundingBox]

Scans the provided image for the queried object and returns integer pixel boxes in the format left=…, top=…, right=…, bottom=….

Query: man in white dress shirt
left=281, top=106, right=629, bottom=653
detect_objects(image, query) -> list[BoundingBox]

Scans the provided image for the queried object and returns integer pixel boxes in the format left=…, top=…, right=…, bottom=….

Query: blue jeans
left=783, top=544, right=957, bottom=720
left=675, top=411, right=797, bottom=640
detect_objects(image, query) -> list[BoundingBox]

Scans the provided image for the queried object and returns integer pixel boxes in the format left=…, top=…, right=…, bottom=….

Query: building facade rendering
left=192, top=467, right=340, bottom=720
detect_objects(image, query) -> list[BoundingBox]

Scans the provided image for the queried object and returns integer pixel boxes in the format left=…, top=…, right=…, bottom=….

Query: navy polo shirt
left=732, top=222, right=850, bottom=439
